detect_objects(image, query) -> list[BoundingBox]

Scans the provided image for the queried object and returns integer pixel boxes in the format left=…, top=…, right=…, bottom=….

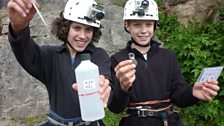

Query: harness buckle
left=68, top=122, right=73, bottom=126
left=137, top=109, right=148, bottom=117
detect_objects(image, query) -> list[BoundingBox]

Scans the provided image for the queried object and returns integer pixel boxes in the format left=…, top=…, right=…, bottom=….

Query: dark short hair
left=51, top=12, right=103, bottom=44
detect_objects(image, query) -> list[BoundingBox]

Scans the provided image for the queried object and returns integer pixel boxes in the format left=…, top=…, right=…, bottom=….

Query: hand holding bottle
left=72, top=75, right=111, bottom=108
left=74, top=53, right=109, bottom=121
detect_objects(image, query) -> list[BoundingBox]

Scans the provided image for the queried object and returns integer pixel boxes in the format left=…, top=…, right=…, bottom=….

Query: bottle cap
left=80, top=53, right=91, bottom=61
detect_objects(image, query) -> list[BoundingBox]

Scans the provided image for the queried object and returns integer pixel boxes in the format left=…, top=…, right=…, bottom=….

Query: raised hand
left=114, top=60, right=136, bottom=92
left=7, top=0, right=38, bottom=36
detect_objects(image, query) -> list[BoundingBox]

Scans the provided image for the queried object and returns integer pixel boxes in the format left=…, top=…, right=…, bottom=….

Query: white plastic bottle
left=75, top=53, right=105, bottom=121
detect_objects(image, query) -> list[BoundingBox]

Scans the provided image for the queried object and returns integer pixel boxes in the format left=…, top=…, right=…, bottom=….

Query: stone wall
left=164, top=0, right=221, bottom=25
left=167, top=0, right=189, bottom=6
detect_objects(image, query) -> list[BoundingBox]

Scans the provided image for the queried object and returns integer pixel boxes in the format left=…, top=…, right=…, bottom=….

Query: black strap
left=162, top=112, right=168, bottom=126
left=47, top=114, right=82, bottom=126
left=127, top=109, right=159, bottom=118
left=48, top=109, right=82, bottom=125
left=47, top=115, right=100, bottom=126
left=127, top=107, right=174, bottom=118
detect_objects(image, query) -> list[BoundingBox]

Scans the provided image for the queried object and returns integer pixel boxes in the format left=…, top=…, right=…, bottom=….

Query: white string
left=30, top=0, right=48, bottom=26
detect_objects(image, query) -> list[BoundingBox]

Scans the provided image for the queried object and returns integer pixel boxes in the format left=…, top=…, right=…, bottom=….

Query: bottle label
left=78, top=79, right=98, bottom=97
left=83, top=79, right=96, bottom=89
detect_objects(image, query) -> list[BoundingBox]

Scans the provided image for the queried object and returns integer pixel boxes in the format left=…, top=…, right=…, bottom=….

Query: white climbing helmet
left=123, top=0, right=159, bottom=21
left=63, top=0, right=105, bottom=28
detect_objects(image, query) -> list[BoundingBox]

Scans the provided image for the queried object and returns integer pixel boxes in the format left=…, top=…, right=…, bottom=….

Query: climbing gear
left=123, top=0, right=159, bottom=21
left=129, top=99, right=171, bottom=106
left=63, top=0, right=105, bottom=28
left=126, top=99, right=180, bottom=126
left=41, top=108, right=100, bottom=126
left=127, top=105, right=179, bottom=126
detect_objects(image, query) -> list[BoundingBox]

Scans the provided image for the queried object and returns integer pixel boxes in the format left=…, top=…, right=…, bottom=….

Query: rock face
left=164, top=0, right=221, bottom=25
left=0, top=0, right=223, bottom=122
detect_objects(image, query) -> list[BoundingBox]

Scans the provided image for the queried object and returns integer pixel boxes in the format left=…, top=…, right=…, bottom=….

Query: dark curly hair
left=51, top=12, right=103, bottom=44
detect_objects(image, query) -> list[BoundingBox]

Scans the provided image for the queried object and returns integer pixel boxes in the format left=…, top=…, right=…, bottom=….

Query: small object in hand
left=128, top=53, right=137, bottom=65
left=31, top=0, right=48, bottom=26
left=197, top=66, right=223, bottom=83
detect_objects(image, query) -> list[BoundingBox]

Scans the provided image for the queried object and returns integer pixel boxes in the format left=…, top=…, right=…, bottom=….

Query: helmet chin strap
left=66, top=40, right=77, bottom=53
left=131, top=38, right=150, bottom=47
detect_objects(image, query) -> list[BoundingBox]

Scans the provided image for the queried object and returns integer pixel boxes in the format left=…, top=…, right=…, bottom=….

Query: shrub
left=156, top=7, right=224, bottom=126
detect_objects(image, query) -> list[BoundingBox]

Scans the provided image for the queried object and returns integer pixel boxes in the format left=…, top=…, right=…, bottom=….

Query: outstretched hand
left=7, top=0, right=38, bottom=36
left=114, top=60, right=136, bottom=92
left=72, top=75, right=111, bottom=108
left=193, top=79, right=220, bottom=101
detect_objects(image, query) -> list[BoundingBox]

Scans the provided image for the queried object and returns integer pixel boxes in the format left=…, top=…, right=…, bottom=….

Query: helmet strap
left=154, top=21, right=157, bottom=30
left=66, top=40, right=76, bottom=52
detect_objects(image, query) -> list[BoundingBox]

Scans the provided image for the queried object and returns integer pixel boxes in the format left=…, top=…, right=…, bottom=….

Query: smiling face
left=125, top=20, right=155, bottom=46
left=67, top=22, right=94, bottom=55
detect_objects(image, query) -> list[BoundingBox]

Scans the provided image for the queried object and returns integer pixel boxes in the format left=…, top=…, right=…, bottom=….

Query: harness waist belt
left=127, top=105, right=175, bottom=118
left=48, top=109, right=95, bottom=126
left=129, top=99, right=171, bottom=106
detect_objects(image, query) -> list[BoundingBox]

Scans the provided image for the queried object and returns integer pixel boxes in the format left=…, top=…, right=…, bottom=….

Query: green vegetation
left=156, top=7, right=224, bottom=126
left=15, top=110, right=120, bottom=126
left=6, top=114, right=47, bottom=126
left=26, top=111, right=120, bottom=125
left=25, top=114, right=47, bottom=126
left=103, top=109, right=120, bottom=126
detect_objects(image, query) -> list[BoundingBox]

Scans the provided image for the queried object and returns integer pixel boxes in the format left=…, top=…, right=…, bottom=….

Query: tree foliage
left=156, top=6, right=224, bottom=126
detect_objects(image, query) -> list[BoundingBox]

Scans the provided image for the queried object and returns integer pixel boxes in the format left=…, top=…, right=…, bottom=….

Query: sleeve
left=8, top=23, right=47, bottom=83
left=94, top=49, right=112, bottom=82
left=108, top=55, right=131, bottom=114
left=91, top=48, right=115, bottom=106
left=170, top=53, right=199, bottom=107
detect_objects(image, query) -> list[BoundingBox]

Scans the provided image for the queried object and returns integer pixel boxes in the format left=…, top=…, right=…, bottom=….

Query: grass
left=25, top=114, right=47, bottom=126
left=5, top=110, right=120, bottom=126
left=103, top=109, right=121, bottom=126
left=3, top=114, right=47, bottom=126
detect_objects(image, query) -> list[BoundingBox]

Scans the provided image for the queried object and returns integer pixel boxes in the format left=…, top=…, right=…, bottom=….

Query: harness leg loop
left=162, top=112, right=168, bottom=126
